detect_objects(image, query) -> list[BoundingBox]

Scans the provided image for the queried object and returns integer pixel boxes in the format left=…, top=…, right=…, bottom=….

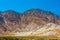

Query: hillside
left=0, top=9, right=60, bottom=36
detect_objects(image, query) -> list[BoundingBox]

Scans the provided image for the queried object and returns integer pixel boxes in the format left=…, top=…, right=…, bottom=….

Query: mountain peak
left=23, top=8, right=57, bottom=17
left=3, top=10, right=18, bottom=14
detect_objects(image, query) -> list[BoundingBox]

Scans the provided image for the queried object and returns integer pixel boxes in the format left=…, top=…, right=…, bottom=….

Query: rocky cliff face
left=0, top=9, right=60, bottom=34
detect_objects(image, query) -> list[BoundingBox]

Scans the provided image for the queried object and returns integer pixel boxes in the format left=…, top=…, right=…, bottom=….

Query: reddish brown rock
left=0, top=9, right=60, bottom=34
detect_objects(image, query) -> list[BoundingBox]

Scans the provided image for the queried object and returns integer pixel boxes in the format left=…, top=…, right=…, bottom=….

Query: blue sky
left=0, top=0, right=60, bottom=15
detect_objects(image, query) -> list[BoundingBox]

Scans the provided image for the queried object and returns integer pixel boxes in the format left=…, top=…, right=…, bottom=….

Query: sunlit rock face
left=0, top=9, right=60, bottom=35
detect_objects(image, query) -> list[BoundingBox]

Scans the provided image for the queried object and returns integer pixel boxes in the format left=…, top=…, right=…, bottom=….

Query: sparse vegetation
left=0, top=36, right=60, bottom=40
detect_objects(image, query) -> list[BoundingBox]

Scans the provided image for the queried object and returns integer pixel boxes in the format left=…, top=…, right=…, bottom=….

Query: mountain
left=0, top=9, right=60, bottom=35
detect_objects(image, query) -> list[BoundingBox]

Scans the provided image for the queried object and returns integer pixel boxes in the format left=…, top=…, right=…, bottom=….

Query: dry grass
left=0, top=36, right=60, bottom=40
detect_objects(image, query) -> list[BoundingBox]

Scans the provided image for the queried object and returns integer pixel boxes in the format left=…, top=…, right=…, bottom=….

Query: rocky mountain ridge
left=0, top=9, right=60, bottom=34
